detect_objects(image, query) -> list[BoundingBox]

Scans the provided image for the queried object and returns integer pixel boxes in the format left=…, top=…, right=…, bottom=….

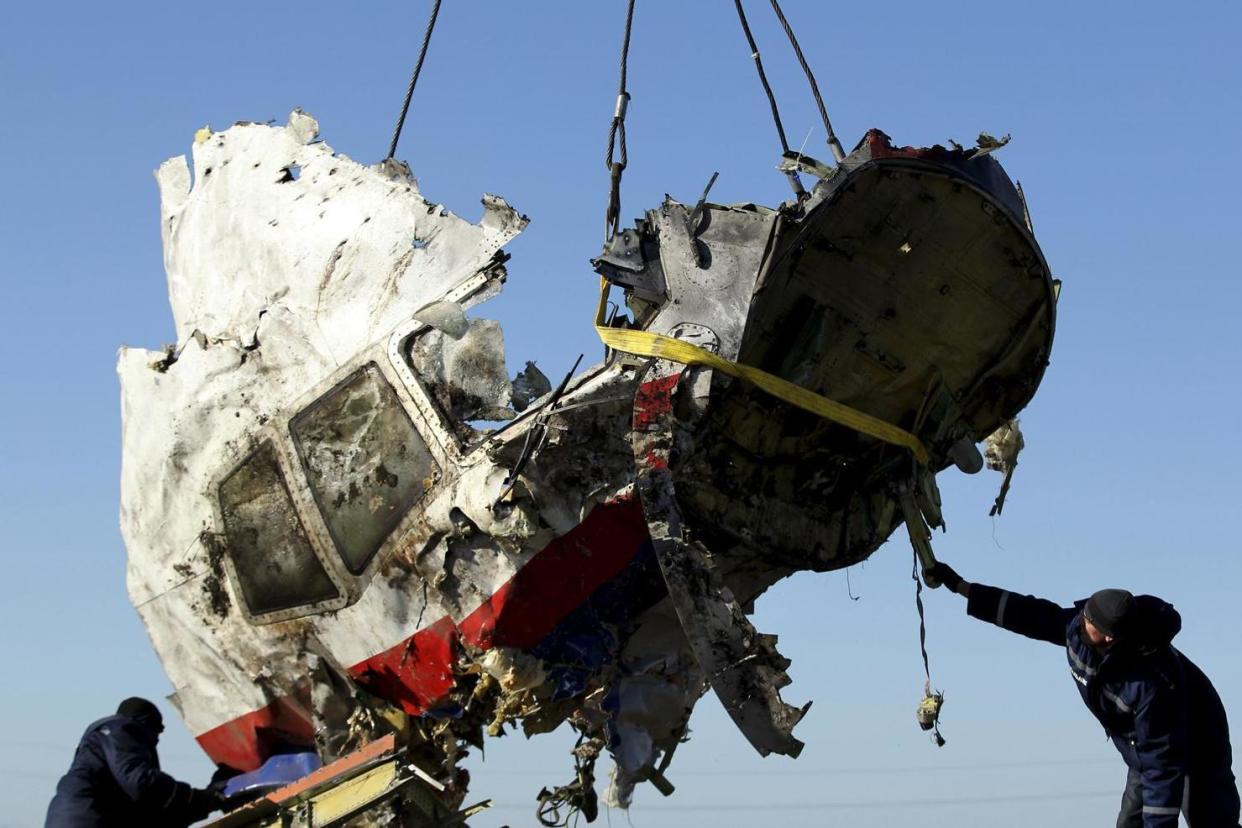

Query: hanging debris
left=985, top=419, right=1026, bottom=516
left=119, top=112, right=1056, bottom=825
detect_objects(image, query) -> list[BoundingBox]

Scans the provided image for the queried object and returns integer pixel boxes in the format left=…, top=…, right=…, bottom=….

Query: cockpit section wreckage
left=118, top=104, right=1055, bottom=823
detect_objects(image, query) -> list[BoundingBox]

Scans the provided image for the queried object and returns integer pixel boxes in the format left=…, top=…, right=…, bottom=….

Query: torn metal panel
left=406, top=319, right=514, bottom=424
left=591, top=127, right=1056, bottom=773
left=121, top=111, right=527, bottom=743
left=630, top=355, right=805, bottom=758
left=594, top=200, right=778, bottom=362
left=510, top=362, right=552, bottom=412
left=617, top=129, right=1055, bottom=573
left=412, top=300, right=469, bottom=339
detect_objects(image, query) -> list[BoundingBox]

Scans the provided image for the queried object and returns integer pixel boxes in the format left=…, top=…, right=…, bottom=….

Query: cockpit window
left=218, top=441, right=340, bottom=615
left=401, top=318, right=549, bottom=446
left=290, top=363, right=437, bottom=574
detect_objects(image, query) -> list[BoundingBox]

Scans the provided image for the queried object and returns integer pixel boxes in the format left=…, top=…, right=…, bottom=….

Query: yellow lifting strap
left=594, top=278, right=930, bottom=465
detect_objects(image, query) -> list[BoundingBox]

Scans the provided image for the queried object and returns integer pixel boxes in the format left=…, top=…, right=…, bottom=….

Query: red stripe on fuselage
left=459, top=495, right=648, bottom=650
left=195, top=495, right=649, bottom=771
left=195, top=693, right=316, bottom=774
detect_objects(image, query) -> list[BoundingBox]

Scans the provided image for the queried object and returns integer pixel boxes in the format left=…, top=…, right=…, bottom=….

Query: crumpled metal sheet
left=119, top=111, right=526, bottom=738
left=510, top=362, right=552, bottom=412
left=629, top=354, right=805, bottom=760
left=594, top=127, right=1057, bottom=774
left=120, top=110, right=1058, bottom=823
left=122, top=114, right=681, bottom=808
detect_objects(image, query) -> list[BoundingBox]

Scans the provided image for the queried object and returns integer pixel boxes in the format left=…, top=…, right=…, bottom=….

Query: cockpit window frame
left=289, top=361, right=443, bottom=579
left=211, top=437, right=350, bottom=625
left=211, top=265, right=507, bottom=626
left=384, top=267, right=531, bottom=460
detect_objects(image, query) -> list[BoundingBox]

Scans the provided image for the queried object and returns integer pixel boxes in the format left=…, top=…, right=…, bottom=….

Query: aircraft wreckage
left=118, top=107, right=1054, bottom=823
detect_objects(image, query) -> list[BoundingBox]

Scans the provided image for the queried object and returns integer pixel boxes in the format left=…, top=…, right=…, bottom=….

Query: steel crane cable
left=732, top=0, right=791, bottom=154
left=386, top=0, right=445, bottom=160
left=603, top=0, right=637, bottom=241
left=767, top=0, right=846, bottom=161
left=758, top=3, right=943, bottom=743
left=733, top=0, right=805, bottom=194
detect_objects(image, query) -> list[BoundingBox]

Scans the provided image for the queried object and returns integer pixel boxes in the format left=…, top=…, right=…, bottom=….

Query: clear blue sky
left=2, top=1, right=1239, bottom=825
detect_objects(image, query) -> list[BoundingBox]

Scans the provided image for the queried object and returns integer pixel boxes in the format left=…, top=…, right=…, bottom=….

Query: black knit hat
left=117, top=697, right=164, bottom=731
left=1085, top=589, right=1136, bottom=639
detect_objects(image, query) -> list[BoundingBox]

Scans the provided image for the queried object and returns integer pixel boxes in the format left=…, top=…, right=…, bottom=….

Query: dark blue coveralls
left=967, top=584, right=1239, bottom=827
left=45, top=714, right=212, bottom=828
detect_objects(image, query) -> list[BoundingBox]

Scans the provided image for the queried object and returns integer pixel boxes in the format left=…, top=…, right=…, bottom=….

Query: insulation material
left=984, top=418, right=1026, bottom=516
left=985, top=419, right=1025, bottom=474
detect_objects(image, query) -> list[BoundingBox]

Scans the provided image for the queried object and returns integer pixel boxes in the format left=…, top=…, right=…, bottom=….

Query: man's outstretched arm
left=928, top=563, right=1076, bottom=645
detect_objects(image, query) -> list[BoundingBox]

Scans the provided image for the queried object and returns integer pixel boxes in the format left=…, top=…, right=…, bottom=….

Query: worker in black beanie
left=45, top=697, right=225, bottom=827
left=927, top=562, right=1239, bottom=827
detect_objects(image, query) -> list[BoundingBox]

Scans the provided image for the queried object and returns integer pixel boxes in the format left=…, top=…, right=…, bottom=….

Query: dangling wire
left=767, top=0, right=846, bottom=162
left=536, top=735, right=600, bottom=827
left=386, top=0, right=445, bottom=160
left=911, top=549, right=946, bottom=747
left=845, top=565, right=861, bottom=601
left=603, top=0, right=638, bottom=242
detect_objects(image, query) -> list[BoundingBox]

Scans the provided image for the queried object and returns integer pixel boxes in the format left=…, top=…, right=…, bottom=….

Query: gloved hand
left=188, top=786, right=227, bottom=820
left=926, top=562, right=967, bottom=596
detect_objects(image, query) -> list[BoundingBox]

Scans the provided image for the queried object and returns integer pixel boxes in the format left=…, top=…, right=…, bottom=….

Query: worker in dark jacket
left=928, top=562, right=1239, bottom=828
left=45, top=697, right=223, bottom=828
